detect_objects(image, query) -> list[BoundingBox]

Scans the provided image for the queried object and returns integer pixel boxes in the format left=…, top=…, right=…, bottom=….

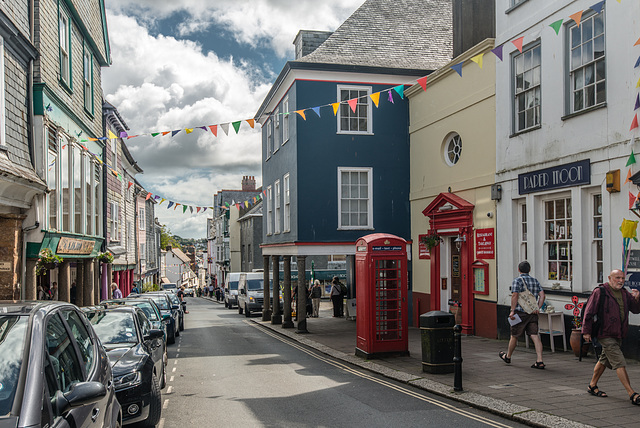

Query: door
left=450, top=237, right=462, bottom=324
left=374, top=258, right=402, bottom=341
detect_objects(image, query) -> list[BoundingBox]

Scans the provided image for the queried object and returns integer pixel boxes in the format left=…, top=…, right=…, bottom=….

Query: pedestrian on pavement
left=583, top=269, right=640, bottom=404
left=70, top=282, right=76, bottom=305
left=311, top=280, right=322, bottom=317
left=499, top=261, right=546, bottom=369
left=330, top=276, right=343, bottom=317
left=37, top=284, right=46, bottom=300
left=111, top=282, right=123, bottom=299
left=131, top=283, right=140, bottom=295
left=51, top=282, right=58, bottom=301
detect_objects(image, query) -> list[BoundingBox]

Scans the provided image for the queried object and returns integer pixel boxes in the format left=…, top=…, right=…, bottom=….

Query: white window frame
left=274, top=179, right=281, bottom=234
left=443, top=133, right=463, bottom=166
left=591, top=192, right=603, bottom=285
left=518, top=200, right=527, bottom=262
left=0, top=36, right=5, bottom=147
left=83, top=46, right=93, bottom=113
left=140, top=243, right=146, bottom=261
left=337, top=167, right=373, bottom=230
left=59, top=10, right=71, bottom=86
left=337, top=85, right=373, bottom=135
left=282, top=96, right=289, bottom=144
left=266, top=119, right=273, bottom=159
left=543, top=194, right=573, bottom=289
left=567, top=10, right=606, bottom=114
left=139, top=208, right=145, bottom=230
left=274, top=107, right=280, bottom=152
left=266, top=185, right=273, bottom=235
left=110, top=201, right=120, bottom=242
left=513, top=42, right=541, bottom=133
left=110, top=137, right=117, bottom=167
left=283, top=173, right=290, bottom=232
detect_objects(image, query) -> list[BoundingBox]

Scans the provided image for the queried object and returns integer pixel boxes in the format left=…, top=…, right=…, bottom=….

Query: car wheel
left=175, top=320, right=180, bottom=337
left=224, top=300, right=228, bottom=308
left=244, top=304, right=250, bottom=317
left=238, top=304, right=243, bottom=315
left=168, top=325, right=176, bottom=345
left=160, top=360, right=167, bottom=389
left=228, top=302, right=233, bottom=310
left=143, top=373, right=162, bottom=427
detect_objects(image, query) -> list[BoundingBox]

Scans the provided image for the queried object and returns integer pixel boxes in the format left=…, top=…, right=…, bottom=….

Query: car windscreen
left=0, top=316, right=28, bottom=416
left=228, top=281, right=239, bottom=290
left=128, top=302, right=159, bottom=321
left=145, top=296, right=170, bottom=310
left=167, top=294, right=180, bottom=305
left=247, top=279, right=263, bottom=290
left=87, top=312, right=138, bottom=345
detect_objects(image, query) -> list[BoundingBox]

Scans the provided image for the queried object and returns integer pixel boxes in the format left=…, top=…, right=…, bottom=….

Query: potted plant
left=97, top=251, right=114, bottom=264
left=36, top=248, right=63, bottom=276
left=420, top=232, right=442, bottom=251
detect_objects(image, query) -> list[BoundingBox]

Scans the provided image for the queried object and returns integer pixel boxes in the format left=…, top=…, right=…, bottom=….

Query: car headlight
left=249, top=297, right=254, bottom=302
left=113, top=371, right=142, bottom=390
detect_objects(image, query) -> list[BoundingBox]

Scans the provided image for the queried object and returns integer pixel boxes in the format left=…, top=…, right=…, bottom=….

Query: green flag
left=549, top=19, right=563, bottom=35
left=627, top=150, right=637, bottom=167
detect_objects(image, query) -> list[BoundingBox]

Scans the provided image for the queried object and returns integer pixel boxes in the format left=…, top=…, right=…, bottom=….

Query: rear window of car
left=0, top=315, right=28, bottom=416
left=146, top=296, right=170, bottom=310
left=128, top=302, right=159, bottom=321
left=87, top=311, right=139, bottom=345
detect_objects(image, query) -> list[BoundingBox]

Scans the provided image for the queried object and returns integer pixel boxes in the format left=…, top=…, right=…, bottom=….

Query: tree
left=160, top=225, right=182, bottom=250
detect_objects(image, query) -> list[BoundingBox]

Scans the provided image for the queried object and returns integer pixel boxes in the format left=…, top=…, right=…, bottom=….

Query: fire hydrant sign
left=475, top=228, right=495, bottom=259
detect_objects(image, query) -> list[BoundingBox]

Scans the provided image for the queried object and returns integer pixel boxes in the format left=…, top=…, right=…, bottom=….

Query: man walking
left=583, top=269, right=640, bottom=404
left=499, top=261, right=546, bottom=369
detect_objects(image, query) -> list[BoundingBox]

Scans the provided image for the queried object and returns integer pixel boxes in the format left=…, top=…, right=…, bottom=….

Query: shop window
left=519, top=202, right=528, bottom=261
left=73, top=145, right=82, bottom=234
left=545, top=197, right=572, bottom=284
left=443, top=133, right=462, bottom=166
left=85, top=156, right=92, bottom=235
left=513, top=43, right=541, bottom=133
left=94, top=164, right=101, bottom=236
left=48, top=135, right=58, bottom=230
left=338, top=167, right=373, bottom=229
left=337, top=85, right=372, bottom=134
left=593, top=194, right=603, bottom=284
left=61, top=138, right=70, bottom=232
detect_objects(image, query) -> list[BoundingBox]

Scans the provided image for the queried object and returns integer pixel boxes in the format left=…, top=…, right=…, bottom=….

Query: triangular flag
left=311, top=107, right=321, bottom=118
left=151, top=132, right=160, bottom=137
left=332, top=103, right=340, bottom=116
left=161, top=131, right=171, bottom=136
left=637, top=76, right=640, bottom=88
left=590, top=1, right=605, bottom=14
left=224, top=202, right=230, bottom=208
left=549, top=19, right=563, bottom=35
left=154, top=196, right=160, bottom=200
left=208, top=125, right=218, bottom=137
left=626, top=169, right=633, bottom=184
left=160, top=198, right=165, bottom=204
left=244, top=201, right=249, bottom=208
left=171, top=130, right=181, bottom=137
left=246, top=119, right=255, bottom=128
left=295, top=110, right=306, bottom=120
left=417, top=76, right=428, bottom=91
left=197, top=207, right=201, bottom=213
left=569, top=11, right=583, bottom=28
left=127, top=135, right=138, bottom=140
left=450, top=62, right=463, bottom=77
left=631, top=192, right=637, bottom=210
left=167, top=202, right=174, bottom=209
left=189, top=206, right=193, bottom=213
left=202, top=207, right=207, bottom=212
left=108, top=130, right=117, bottom=139
left=220, top=123, right=229, bottom=135
left=198, top=126, right=207, bottom=131
left=183, top=205, right=188, bottom=213
left=512, top=36, right=524, bottom=53
left=491, top=45, right=504, bottom=61
left=393, top=85, right=405, bottom=99
left=185, top=128, right=193, bottom=134
left=232, top=121, right=241, bottom=133
left=119, top=131, right=128, bottom=139
left=370, top=92, right=380, bottom=107
left=635, top=56, right=640, bottom=68
left=235, top=204, right=240, bottom=210
left=627, top=150, right=637, bottom=166
left=631, top=114, right=639, bottom=131
left=635, top=94, right=640, bottom=111
left=145, top=192, right=152, bottom=200
left=470, top=53, right=484, bottom=69
left=263, top=190, right=267, bottom=195
left=127, top=181, right=133, bottom=189
left=175, top=203, right=181, bottom=210
left=387, top=90, right=394, bottom=104
left=635, top=37, right=640, bottom=47
left=348, top=98, right=358, bottom=113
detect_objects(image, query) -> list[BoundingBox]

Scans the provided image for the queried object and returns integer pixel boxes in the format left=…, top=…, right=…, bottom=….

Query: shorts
left=510, top=311, right=539, bottom=337
left=598, top=337, right=626, bottom=370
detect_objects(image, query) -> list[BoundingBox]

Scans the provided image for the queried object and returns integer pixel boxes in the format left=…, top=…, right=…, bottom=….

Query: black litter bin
left=420, top=310, right=455, bottom=374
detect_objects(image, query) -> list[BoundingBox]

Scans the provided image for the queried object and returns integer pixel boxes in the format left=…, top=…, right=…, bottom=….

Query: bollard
left=453, top=324, right=463, bottom=391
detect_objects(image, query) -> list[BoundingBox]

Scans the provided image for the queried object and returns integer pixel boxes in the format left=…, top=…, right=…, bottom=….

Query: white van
left=224, top=272, right=241, bottom=309
left=237, top=272, right=282, bottom=317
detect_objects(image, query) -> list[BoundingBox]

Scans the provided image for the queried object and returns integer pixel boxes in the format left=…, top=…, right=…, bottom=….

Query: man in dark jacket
left=583, top=269, right=640, bottom=404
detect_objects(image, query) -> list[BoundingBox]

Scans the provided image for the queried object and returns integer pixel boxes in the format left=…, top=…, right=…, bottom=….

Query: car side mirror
left=145, top=329, right=165, bottom=341
left=55, top=381, right=107, bottom=415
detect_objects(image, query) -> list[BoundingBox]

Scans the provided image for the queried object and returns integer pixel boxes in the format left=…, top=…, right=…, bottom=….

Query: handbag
left=516, top=278, right=539, bottom=314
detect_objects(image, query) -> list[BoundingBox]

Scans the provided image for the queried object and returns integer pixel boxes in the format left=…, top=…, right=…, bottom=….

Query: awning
left=161, top=277, right=170, bottom=284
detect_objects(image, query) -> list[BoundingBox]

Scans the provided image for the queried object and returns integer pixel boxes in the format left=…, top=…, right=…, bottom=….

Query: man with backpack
left=330, top=276, right=345, bottom=317
left=583, top=269, right=640, bottom=404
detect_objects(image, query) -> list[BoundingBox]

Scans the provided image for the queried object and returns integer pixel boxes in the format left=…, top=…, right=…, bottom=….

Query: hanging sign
left=475, top=228, right=495, bottom=259
left=57, top=237, right=95, bottom=255
left=518, top=159, right=590, bottom=195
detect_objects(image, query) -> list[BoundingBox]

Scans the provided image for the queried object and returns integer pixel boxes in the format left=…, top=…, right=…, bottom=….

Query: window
left=59, top=10, right=71, bottom=87
left=110, top=201, right=120, bottom=242
left=283, top=97, right=289, bottom=144
left=266, top=185, right=273, bottom=235
left=266, top=119, right=273, bottom=159
left=60, top=138, right=70, bottom=232
left=593, top=194, right=603, bottom=284
left=128, top=222, right=133, bottom=250
left=0, top=36, right=5, bottom=147
left=513, top=43, right=541, bottom=132
left=110, top=137, right=117, bottom=167
left=73, top=145, right=82, bottom=234
left=248, top=244, right=252, bottom=264
left=47, top=129, right=58, bottom=229
left=337, top=85, right=372, bottom=134
left=545, top=197, right=572, bottom=284
left=519, top=202, right=528, bottom=261
left=139, top=208, right=145, bottom=230
left=94, top=163, right=101, bottom=236
left=140, top=243, right=145, bottom=261
left=83, top=47, right=93, bottom=113
left=274, top=107, right=280, bottom=151
left=443, top=133, right=462, bottom=166
left=338, top=167, right=373, bottom=229
left=568, top=11, right=605, bottom=113
left=61, top=310, right=95, bottom=375
left=274, top=180, right=281, bottom=234
left=85, top=156, right=92, bottom=235
left=45, top=314, right=84, bottom=397
left=283, top=173, right=290, bottom=232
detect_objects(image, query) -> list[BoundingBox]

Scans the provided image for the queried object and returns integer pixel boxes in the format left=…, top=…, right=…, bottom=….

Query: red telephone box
left=355, top=233, right=408, bottom=358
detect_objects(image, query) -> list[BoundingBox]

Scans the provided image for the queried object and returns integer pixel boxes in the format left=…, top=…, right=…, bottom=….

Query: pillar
left=93, top=260, right=100, bottom=304
left=262, top=255, right=271, bottom=321
left=58, top=260, right=71, bottom=303
left=282, top=256, right=294, bottom=328
left=84, top=259, right=94, bottom=306
left=25, top=259, right=37, bottom=300
left=76, top=260, right=84, bottom=307
left=103, top=263, right=111, bottom=301
left=271, top=255, right=281, bottom=325
left=296, top=255, right=308, bottom=333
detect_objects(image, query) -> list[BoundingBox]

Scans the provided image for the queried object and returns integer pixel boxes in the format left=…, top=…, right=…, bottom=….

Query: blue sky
left=102, top=0, right=364, bottom=239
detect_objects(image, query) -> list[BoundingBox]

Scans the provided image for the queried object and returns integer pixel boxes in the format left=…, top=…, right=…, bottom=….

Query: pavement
left=201, top=296, right=640, bottom=427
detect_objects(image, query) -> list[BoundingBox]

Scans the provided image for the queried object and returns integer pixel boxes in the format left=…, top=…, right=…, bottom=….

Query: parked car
left=128, top=293, right=179, bottom=344
left=237, top=272, right=282, bottom=317
left=160, top=292, right=185, bottom=331
left=183, top=287, right=194, bottom=297
left=83, top=306, right=165, bottom=427
left=224, top=272, right=241, bottom=309
left=161, top=283, right=177, bottom=293
left=0, top=301, right=121, bottom=427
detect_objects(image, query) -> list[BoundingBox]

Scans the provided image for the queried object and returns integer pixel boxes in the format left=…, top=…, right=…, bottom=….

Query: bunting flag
left=232, top=121, right=241, bottom=133
left=246, top=119, right=255, bottom=128
left=174, top=203, right=181, bottom=210
left=161, top=131, right=171, bottom=136
left=636, top=37, right=640, bottom=47
left=549, top=19, right=563, bottom=35
left=631, top=114, right=639, bottom=131
left=512, top=36, right=524, bottom=53
left=160, top=198, right=165, bottom=204
left=127, top=181, right=133, bottom=189
left=627, top=150, right=637, bottom=166
left=171, top=130, right=180, bottom=137
left=145, top=192, right=152, bottom=200
left=332, top=103, right=340, bottom=116
left=311, top=107, right=321, bottom=118
left=220, top=123, right=229, bottom=135
left=450, top=62, right=463, bottom=77
left=393, top=85, right=405, bottom=99
left=626, top=169, right=633, bottom=184
left=631, top=192, right=638, bottom=210
left=183, top=205, right=188, bottom=213
left=108, top=130, right=117, bottom=139
left=417, top=76, right=428, bottom=91
left=569, top=10, right=583, bottom=27
left=295, top=110, right=306, bottom=120
left=387, top=90, right=394, bottom=104
left=637, top=76, right=640, bottom=88
left=635, top=56, right=640, bottom=68
left=470, top=53, right=484, bottom=69
left=190, top=206, right=193, bottom=213
left=370, top=92, right=381, bottom=107
left=244, top=201, right=249, bottom=208
left=185, top=128, right=193, bottom=134
left=120, top=131, right=128, bottom=139
left=167, top=201, right=174, bottom=209
left=635, top=94, right=640, bottom=111
left=491, top=45, right=504, bottom=61
left=348, top=98, right=358, bottom=113
left=151, top=132, right=160, bottom=137
left=208, top=125, right=218, bottom=137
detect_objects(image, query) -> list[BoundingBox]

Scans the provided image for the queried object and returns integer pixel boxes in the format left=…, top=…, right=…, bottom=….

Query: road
left=156, top=298, right=525, bottom=428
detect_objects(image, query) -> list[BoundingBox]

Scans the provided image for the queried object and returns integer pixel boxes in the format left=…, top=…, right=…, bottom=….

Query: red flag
left=128, top=181, right=133, bottom=189
left=146, top=192, right=152, bottom=200
left=208, top=125, right=218, bottom=136
left=197, top=207, right=201, bottom=213
left=630, top=192, right=637, bottom=210
left=631, top=113, right=639, bottom=131
left=417, top=76, right=428, bottom=91
left=512, top=36, right=524, bottom=53
left=348, top=98, right=358, bottom=113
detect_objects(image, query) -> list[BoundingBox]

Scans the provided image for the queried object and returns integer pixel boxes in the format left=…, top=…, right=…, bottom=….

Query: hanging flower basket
left=36, top=248, right=63, bottom=276
left=97, top=251, right=114, bottom=264
left=420, top=233, right=442, bottom=251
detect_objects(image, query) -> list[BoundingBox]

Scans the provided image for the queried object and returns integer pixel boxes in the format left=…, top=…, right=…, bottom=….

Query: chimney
left=242, top=176, right=256, bottom=191
left=293, top=30, right=333, bottom=59
left=452, top=0, right=495, bottom=58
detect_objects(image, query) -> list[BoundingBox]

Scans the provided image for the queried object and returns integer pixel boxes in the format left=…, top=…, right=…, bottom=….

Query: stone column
left=76, top=261, right=84, bottom=307
left=282, top=256, right=294, bottom=328
left=94, top=260, right=100, bottom=304
left=58, top=260, right=71, bottom=302
left=84, top=259, right=94, bottom=306
left=103, top=263, right=112, bottom=301
left=296, top=255, right=308, bottom=333
left=262, top=255, right=272, bottom=321
left=271, top=255, right=281, bottom=324
left=25, top=259, right=37, bottom=300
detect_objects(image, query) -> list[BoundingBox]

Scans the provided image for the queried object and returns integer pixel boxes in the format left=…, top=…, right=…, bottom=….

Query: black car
left=84, top=306, right=165, bottom=427
left=163, top=292, right=185, bottom=331
left=145, top=292, right=184, bottom=333
left=0, top=301, right=121, bottom=427
left=128, top=293, right=179, bottom=344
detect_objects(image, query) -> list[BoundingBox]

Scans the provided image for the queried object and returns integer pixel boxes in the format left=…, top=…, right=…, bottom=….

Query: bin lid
left=419, top=310, right=455, bottom=328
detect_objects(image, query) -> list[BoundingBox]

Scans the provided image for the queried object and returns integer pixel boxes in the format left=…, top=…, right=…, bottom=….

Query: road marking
left=158, top=419, right=165, bottom=428
left=177, top=348, right=180, bottom=352
left=163, top=399, right=169, bottom=409
left=176, top=353, right=179, bottom=358
left=174, top=360, right=178, bottom=365
left=167, top=386, right=173, bottom=394
left=172, top=367, right=176, bottom=372
left=249, top=321, right=511, bottom=428
left=170, top=376, right=174, bottom=382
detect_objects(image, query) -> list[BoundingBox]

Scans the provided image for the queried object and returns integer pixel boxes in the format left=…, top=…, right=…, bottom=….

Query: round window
left=444, top=133, right=462, bottom=166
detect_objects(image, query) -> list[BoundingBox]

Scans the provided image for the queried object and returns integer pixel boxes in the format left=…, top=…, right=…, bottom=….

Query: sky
left=102, top=0, right=365, bottom=239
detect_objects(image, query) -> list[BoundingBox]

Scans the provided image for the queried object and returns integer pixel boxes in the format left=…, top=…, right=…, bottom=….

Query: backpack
left=580, top=285, right=606, bottom=338
left=338, top=282, right=347, bottom=296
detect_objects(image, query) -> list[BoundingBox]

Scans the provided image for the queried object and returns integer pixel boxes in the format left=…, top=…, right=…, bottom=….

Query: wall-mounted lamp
left=454, top=234, right=466, bottom=250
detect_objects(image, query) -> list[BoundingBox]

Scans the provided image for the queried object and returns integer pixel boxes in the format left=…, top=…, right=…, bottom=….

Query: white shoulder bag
left=516, top=278, right=539, bottom=314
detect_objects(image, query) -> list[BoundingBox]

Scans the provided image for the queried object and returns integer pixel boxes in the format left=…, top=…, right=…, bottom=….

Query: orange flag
left=626, top=169, right=633, bottom=184
left=246, top=119, right=255, bottom=129
left=162, top=131, right=171, bottom=136
left=146, top=192, right=152, bottom=200
left=417, top=76, right=428, bottom=91
left=348, top=98, right=358, bottom=113
left=332, top=103, right=340, bottom=116
left=635, top=37, right=640, bottom=47
left=295, top=110, right=306, bottom=120
left=569, top=11, right=583, bottom=27
left=512, top=36, right=524, bottom=53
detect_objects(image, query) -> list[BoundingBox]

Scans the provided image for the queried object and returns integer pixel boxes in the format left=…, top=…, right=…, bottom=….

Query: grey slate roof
left=296, top=0, right=453, bottom=70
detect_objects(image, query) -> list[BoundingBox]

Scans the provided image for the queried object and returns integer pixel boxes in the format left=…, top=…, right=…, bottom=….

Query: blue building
left=254, top=0, right=453, bottom=325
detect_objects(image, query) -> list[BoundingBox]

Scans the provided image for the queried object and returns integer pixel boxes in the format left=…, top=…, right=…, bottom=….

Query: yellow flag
left=108, top=130, right=117, bottom=139
left=295, top=110, right=306, bottom=120
left=621, top=219, right=639, bottom=239
left=332, top=103, right=340, bottom=116
left=186, top=128, right=193, bottom=134
left=470, top=53, right=484, bottom=69
left=370, top=92, right=380, bottom=107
